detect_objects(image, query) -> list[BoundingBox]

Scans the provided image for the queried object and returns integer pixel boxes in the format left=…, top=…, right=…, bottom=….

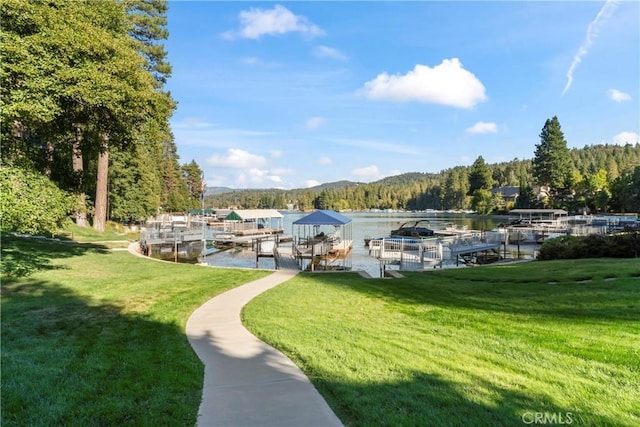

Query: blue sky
left=164, top=1, right=639, bottom=189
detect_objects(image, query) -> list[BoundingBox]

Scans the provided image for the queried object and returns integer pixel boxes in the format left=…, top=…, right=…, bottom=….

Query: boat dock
left=291, top=238, right=354, bottom=271
left=368, top=230, right=507, bottom=274
left=449, top=240, right=503, bottom=266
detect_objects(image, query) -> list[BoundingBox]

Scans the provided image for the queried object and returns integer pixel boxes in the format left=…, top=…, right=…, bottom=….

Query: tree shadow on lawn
left=315, top=369, right=605, bottom=427
left=1, top=234, right=109, bottom=279
left=1, top=280, right=202, bottom=426
left=189, top=327, right=604, bottom=427
left=301, top=272, right=640, bottom=322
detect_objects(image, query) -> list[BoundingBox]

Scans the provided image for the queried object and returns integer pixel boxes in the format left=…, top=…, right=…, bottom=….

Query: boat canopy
left=224, top=209, right=283, bottom=221
left=293, top=210, right=352, bottom=225
left=509, top=209, right=568, bottom=219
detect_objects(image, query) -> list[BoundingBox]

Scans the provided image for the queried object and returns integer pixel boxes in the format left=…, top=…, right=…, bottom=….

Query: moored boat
left=390, top=219, right=434, bottom=238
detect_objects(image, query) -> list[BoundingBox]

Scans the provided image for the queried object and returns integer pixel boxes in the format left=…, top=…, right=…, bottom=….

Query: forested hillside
left=206, top=142, right=640, bottom=214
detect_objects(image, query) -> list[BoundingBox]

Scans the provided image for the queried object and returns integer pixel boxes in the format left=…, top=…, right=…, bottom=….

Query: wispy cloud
left=312, top=45, right=348, bottom=61
left=330, top=138, right=424, bottom=155
left=607, top=89, right=631, bottom=102
left=171, top=120, right=276, bottom=148
left=562, top=0, right=619, bottom=95
left=222, top=4, right=325, bottom=40
left=466, top=121, right=498, bottom=134
left=360, top=58, right=487, bottom=109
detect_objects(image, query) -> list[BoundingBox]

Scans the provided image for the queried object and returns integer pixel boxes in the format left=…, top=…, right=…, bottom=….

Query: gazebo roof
left=293, top=210, right=352, bottom=226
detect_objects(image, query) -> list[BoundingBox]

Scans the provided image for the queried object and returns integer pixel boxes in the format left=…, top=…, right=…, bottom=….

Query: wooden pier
left=252, top=236, right=301, bottom=271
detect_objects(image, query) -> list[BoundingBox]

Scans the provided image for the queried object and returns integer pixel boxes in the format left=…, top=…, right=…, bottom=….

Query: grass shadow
left=314, top=370, right=603, bottom=426
left=1, top=279, right=202, bottom=426
left=1, top=234, right=109, bottom=279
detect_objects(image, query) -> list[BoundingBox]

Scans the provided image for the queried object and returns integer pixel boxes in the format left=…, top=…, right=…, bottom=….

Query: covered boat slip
left=292, top=210, right=353, bottom=271
left=213, top=209, right=289, bottom=246
left=223, top=209, right=284, bottom=235
left=505, top=209, right=571, bottom=243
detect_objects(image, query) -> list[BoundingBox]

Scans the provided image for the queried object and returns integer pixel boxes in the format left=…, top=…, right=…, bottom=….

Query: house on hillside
left=490, top=186, right=520, bottom=204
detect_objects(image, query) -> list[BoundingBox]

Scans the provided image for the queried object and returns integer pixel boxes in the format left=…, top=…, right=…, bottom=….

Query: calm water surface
left=204, top=211, right=507, bottom=277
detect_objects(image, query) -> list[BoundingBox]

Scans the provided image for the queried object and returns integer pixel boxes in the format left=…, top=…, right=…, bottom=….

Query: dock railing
left=368, top=237, right=444, bottom=271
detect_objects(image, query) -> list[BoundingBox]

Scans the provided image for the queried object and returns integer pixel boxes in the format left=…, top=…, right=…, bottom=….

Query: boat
left=390, top=220, right=434, bottom=238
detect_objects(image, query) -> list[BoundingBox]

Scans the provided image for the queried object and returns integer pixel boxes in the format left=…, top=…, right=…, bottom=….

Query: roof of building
left=509, top=209, right=568, bottom=216
left=491, top=186, right=520, bottom=198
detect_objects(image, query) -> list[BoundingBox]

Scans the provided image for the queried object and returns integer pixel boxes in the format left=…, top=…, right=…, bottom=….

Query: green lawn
left=1, top=234, right=270, bottom=426
left=3, top=232, right=639, bottom=426
left=243, top=260, right=640, bottom=426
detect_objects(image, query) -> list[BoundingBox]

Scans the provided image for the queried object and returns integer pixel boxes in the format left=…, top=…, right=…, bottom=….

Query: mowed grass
left=243, top=259, right=640, bottom=426
left=1, top=234, right=270, bottom=426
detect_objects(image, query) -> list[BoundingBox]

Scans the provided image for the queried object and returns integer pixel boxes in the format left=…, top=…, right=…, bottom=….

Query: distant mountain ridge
left=206, top=174, right=445, bottom=195
left=206, top=180, right=363, bottom=195
left=204, top=187, right=235, bottom=195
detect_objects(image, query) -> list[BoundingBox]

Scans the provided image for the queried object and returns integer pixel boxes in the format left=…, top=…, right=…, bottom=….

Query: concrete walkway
left=186, top=270, right=343, bottom=427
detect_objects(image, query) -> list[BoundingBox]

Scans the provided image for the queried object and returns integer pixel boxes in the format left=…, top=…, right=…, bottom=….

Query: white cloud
left=351, top=165, right=382, bottom=180
left=222, top=4, right=325, bottom=40
left=466, top=121, right=498, bottom=134
left=360, top=58, right=487, bottom=109
left=236, top=168, right=284, bottom=188
left=316, top=156, right=332, bottom=165
left=206, top=148, right=267, bottom=169
left=305, top=116, right=325, bottom=129
left=562, top=0, right=619, bottom=95
left=613, top=131, right=639, bottom=145
left=607, top=89, right=631, bottom=102
left=312, top=45, right=348, bottom=61
left=270, top=150, right=283, bottom=159
left=304, top=180, right=321, bottom=188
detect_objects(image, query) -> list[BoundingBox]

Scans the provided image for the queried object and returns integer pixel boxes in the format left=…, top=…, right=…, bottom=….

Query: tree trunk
left=93, top=134, right=109, bottom=232
left=44, top=141, right=54, bottom=177
left=73, top=127, right=88, bottom=227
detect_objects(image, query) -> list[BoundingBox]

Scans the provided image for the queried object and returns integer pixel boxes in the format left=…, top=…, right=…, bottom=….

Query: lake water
left=202, top=211, right=527, bottom=277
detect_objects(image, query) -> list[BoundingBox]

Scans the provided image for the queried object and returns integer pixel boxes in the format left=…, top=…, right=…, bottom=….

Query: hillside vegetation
left=206, top=143, right=640, bottom=214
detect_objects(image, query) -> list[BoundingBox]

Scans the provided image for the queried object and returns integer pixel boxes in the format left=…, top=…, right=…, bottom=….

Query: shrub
left=539, top=232, right=640, bottom=260
left=0, top=166, right=73, bottom=235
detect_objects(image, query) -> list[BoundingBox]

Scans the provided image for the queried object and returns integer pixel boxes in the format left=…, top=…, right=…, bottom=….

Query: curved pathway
left=186, top=270, right=343, bottom=427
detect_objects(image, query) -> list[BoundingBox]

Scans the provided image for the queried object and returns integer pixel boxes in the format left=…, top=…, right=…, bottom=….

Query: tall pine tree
left=532, top=116, right=572, bottom=205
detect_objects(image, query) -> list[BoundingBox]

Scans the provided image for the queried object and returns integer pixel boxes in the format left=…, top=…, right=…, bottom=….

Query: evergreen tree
left=181, top=160, right=204, bottom=207
left=468, top=155, right=493, bottom=195
left=532, top=116, right=572, bottom=205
